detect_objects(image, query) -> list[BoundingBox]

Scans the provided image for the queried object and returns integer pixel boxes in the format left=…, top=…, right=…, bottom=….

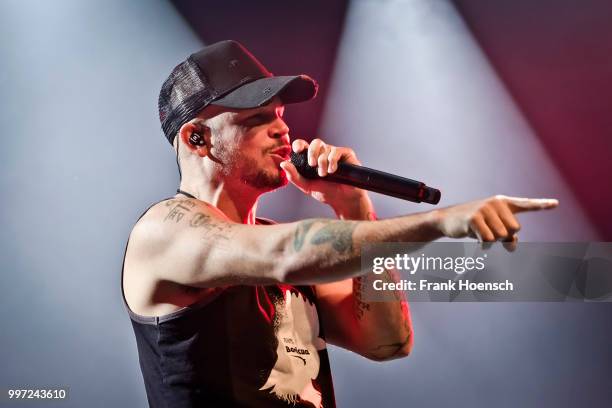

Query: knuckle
left=488, top=197, right=502, bottom=207
left=505, top=218, right=520, bottom=233
left=506, top=226, right=518, bottom=235
left=482, top=233, right=494, bottom=242
left=469, top=214, right=482, bottom=225
left=479, top=203, right=492, bottom=215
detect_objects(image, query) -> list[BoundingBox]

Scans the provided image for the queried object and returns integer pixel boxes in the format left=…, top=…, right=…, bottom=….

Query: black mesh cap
left=158, top=40, right=318, bottom=144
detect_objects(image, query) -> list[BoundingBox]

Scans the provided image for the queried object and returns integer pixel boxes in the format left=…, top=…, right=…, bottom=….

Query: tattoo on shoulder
left=188, top=211, right=236, bottom=244
left=164, top=199, right=196, bottom=223
left=189, top=212, right=211, bottom=227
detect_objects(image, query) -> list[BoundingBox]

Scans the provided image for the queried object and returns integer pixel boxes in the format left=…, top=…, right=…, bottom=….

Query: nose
left=270, top=117, right=290, bottom=144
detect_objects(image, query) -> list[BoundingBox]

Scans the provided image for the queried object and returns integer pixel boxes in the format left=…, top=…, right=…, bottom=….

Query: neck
left=178, top=176, right=260, bottom=225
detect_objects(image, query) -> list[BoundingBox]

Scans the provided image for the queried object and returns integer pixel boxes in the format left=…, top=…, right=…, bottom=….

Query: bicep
left=132, top=201, right=287, bottom=288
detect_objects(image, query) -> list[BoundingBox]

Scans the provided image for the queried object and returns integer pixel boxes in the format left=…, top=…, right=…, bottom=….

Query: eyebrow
left=237, top=107, right=283, bottom=122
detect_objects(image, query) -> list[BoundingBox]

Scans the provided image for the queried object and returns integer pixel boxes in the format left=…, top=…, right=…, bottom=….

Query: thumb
left=280, top=161, right=311, bottom=193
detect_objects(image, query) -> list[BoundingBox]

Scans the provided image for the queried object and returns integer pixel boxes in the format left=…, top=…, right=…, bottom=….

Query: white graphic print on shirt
left=260, top=289, right=327, bottom=407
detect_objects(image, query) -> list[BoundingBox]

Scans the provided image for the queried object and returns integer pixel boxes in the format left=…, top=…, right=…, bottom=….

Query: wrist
left=332, top=191, right=376, bottom=221
left=423, top=209, right=444, bottom=239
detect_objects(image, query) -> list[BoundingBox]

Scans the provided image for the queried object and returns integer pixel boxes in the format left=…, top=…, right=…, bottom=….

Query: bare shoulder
left=123, top=197, right=230, bottom=316
left=128, top=197, right=229, bottom=254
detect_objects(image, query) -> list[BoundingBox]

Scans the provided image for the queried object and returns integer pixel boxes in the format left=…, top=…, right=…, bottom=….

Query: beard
left=213, top=135, right=288, bottom=191
left=239, top=155, right=288, bottom=190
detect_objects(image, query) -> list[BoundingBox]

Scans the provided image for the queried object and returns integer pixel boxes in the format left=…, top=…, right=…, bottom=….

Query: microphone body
left=290, top=151, right=441, bottom=205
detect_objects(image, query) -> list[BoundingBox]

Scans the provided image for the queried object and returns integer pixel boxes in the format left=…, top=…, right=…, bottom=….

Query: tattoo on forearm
left=292, top=220, right=358, bottom=254
left=310, top=221, right=357, bottom=253
left=293, top=220, right=316, bottom=251
left=382, top=269, right=407, bottom=303
left=355, top=268, right=412, bottom=358
left=354, top=277, right=371, bottom=320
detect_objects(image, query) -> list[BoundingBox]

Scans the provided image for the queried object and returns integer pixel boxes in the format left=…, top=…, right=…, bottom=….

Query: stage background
left=1, top=0, right=611, bottom=406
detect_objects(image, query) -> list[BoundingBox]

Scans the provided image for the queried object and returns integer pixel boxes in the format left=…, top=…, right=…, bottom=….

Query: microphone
left=290, top=151, right=441, bottom=205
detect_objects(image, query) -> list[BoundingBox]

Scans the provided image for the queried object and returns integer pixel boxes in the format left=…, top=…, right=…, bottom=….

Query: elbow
left=361, top=333, right=413, bottom=362
left=364, top=346, right=411, bottom=363
left=389, top=343, right=412, bottom=360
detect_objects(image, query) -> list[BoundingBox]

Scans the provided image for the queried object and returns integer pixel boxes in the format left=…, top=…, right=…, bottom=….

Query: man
left=121, top=40, right=558, bottom=407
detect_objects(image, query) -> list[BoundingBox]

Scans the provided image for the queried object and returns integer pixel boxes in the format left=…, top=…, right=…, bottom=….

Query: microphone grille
left=290, top=151, right=319, bottom=179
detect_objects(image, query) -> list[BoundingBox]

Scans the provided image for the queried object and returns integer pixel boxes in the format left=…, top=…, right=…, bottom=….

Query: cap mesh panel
left=158, top=58, right=213, bottom=144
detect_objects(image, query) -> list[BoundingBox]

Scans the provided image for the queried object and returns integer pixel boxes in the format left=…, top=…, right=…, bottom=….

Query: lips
left=270, top=146, right=292, bottom=160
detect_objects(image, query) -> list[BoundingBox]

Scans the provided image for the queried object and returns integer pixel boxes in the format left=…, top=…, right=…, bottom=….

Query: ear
left=178, top=121, right=211, bottom=158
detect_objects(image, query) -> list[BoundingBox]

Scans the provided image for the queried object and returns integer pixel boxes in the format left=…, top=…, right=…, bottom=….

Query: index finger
left=292, top=139, right=309, bottom=153
left=506, top=197, right=559, bottom=213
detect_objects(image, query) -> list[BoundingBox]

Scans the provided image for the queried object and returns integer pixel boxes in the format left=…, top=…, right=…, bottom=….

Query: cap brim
left=210, top=75, right=318, bottom=109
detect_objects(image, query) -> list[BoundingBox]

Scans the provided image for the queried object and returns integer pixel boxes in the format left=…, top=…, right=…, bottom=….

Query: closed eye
left=241, top=113, right=275, bottom=127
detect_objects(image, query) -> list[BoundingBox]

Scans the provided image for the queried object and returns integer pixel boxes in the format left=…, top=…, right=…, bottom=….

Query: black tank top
left=121, top=215, right=336, bottom=407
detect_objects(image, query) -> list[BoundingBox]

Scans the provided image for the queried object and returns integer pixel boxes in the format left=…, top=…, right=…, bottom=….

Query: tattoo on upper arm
left=189, top=212, right=235, bottom=250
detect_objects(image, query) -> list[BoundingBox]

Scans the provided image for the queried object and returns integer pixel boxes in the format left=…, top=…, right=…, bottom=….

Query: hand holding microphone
left=280, top=138, right=441, bottom=205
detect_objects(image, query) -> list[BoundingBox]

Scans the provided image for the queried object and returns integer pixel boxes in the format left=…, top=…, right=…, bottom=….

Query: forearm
left=353, top=268, right=412, bottom=360
left=332, top=193, right=414, bottom=360
left=279, top=210, right=440, bottom=285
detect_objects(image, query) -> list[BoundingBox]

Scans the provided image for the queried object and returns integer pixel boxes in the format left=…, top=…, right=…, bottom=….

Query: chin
left=277, top=169, right=289, bottom=187
left=242, top=165, right=289, bottom=191
left=265, top=168, right=289, bottom=191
